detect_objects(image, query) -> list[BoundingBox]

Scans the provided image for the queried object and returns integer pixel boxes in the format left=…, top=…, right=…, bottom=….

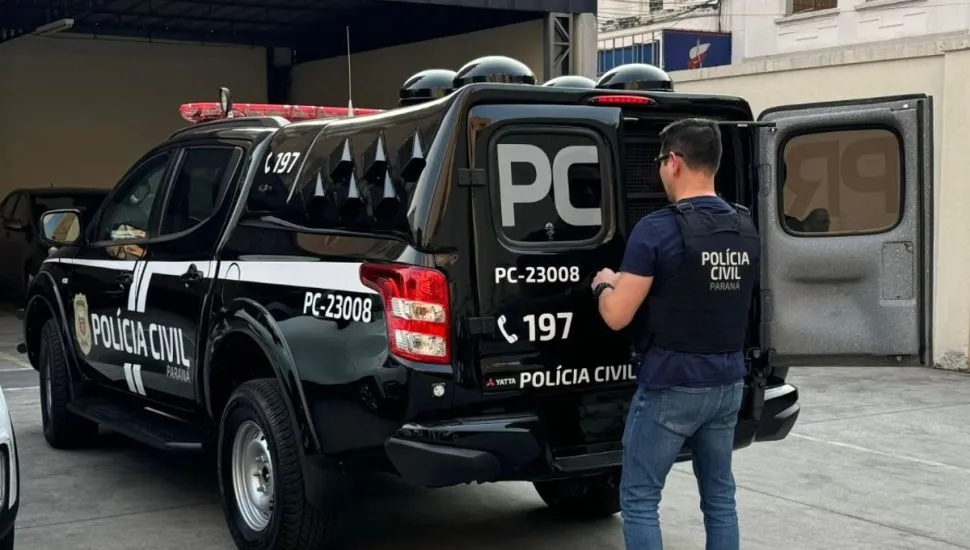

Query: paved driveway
left=0, top=310, right=967, bottom=549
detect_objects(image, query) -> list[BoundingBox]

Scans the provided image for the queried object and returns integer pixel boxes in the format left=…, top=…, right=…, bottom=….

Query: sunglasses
left=654, top=150, right=681, bottom=164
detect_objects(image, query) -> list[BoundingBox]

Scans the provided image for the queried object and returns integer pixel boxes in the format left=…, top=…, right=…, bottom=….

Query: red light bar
left=178, top=102, right=384, bottom=123
left=588, top=95, right=655, bottom=106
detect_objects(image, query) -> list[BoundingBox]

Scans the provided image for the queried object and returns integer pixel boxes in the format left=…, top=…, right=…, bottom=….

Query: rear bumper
left=385, top=415, right=550, bottom=488
left=754, top=383, right=800, bottom=442
left=385, top=382, right=801, bottom=488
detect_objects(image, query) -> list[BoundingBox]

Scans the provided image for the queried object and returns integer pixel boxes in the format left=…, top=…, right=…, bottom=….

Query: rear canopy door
left=467, top=103, right=634, bottom=393
left=757, top=95, right=933, bottom=366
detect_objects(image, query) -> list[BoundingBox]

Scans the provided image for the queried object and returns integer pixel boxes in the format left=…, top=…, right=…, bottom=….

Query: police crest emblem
left=73, top=293, right=92, bottom=356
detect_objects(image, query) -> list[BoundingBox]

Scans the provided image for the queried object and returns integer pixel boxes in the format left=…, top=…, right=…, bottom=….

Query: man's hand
left=591, top=268, right=618, bottom=290
left=596, top=271, right=654, bottom=331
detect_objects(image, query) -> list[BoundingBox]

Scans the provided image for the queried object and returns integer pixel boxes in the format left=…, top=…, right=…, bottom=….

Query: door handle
left=116, top=272, right=134, bottom=286
left=181, top=264, right=203, bottom=284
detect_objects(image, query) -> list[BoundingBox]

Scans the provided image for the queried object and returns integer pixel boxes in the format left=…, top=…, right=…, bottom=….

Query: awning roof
left=0, top=0, right=596, bottom=60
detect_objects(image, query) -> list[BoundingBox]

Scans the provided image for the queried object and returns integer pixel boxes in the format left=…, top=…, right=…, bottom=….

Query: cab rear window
left=489, top=128, right=609, bottom=247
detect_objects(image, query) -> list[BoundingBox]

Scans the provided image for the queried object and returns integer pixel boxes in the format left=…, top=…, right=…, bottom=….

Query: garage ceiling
left=0, top=0, right=596, bottom=60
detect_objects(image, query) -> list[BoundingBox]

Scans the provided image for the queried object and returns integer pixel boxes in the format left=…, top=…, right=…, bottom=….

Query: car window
left=32, top=194, right=106, bottom=225
left=12, top=194, right=31, bottom=224
left=96, top=153, right=172, bottom=243
left=779, top=128, right=902, bottom=236
left=159, top=147, right=240, bottom=235
left=0, top=194, right=19, bottom=220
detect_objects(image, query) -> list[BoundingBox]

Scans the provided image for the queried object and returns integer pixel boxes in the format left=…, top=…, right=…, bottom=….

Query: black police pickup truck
left=21, top=57, right=934, bottom=549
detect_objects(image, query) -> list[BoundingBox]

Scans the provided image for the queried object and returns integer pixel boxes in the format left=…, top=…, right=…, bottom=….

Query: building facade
left=597, top=0, right=970, bottom=74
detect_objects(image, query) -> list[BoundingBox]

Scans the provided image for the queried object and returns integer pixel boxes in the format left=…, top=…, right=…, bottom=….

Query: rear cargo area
left=620, top=119, right=671, bottom=232
left=618, top=116, right=744, bottom=231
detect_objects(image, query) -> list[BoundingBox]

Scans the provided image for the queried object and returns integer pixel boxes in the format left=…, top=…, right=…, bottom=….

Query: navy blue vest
left=645, top=201, right=761, bottom=354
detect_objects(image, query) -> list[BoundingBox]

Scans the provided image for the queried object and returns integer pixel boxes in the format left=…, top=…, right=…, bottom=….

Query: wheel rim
left=231, top=420, right=274, bottom=532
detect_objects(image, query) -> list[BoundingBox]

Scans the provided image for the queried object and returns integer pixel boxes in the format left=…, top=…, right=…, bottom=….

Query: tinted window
left=97, top=153, right=171, bottom=243
left=32, top=194, right=106, bottom=225
left=780, top=128, right=902, bottom=236
left=12, top=194, right=30, bottom=223
left=491, top=131, right=605, bottom=244
left=159, top=147, right=239, bottom=235
left=0, top=194, right=18, bottom=219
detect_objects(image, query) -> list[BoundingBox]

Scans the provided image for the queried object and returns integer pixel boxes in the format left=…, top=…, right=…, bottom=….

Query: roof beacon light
left=588, top=95, right=655, bottom=106
left=178, top=85, right=383, bottom=123
left=178, top=102, right=383, bottom=123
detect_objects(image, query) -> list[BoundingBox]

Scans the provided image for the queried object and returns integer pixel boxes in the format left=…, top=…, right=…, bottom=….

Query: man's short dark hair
left=659, top=118, right=722, bottom=175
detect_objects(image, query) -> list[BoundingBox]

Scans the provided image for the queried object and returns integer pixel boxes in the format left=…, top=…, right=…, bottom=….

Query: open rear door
left=757, top=95, right=933, bottom=367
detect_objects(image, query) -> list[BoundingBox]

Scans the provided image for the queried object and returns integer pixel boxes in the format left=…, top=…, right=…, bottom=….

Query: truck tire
left=39, top=319, right=99, bottom=449
left=0, top=527, right=13, bottom=550
left=533, top=472, right=621, bottom=519
left=218, top=379, right=333, bottom=550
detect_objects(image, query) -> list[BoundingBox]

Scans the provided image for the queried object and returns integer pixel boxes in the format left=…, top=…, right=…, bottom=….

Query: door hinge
left=467, top=316, right=496, bottom=335
left=457, top=168, right=485, bottom=187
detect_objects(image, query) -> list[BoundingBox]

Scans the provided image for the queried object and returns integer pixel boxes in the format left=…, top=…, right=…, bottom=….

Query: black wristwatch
left=593, top=282, right=614, bottom=298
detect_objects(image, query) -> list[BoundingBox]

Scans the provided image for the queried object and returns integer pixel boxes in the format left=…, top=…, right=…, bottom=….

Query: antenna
left=346, top=26, right=354, bottom=117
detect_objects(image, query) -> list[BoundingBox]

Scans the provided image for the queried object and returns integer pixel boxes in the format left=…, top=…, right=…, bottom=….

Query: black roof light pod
left=453, top=56, right=537, bottom=88
left=595, top=63, right=673, bottom=92
left=399, top=69, right=458, bottom=107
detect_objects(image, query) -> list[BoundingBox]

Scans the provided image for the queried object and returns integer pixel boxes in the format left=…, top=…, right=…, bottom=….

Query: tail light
left=360, top=263, right=452, bottom=365
left=588, top=95, right=655, bottom=106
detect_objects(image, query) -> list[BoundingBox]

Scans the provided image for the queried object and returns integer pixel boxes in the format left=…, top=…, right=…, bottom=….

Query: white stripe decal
left=44, top=258, right=374, bottom=294
left=127, top=262, right=143, bottom=311
left=132, top=364, right=146, bottom=395
left=226, top=261, right=375, bottom=294
left=123, top=363, right=137, bottom=393
left=136, top=269, right=152, bottom=313
left=43, top=258, right=137, bottom=270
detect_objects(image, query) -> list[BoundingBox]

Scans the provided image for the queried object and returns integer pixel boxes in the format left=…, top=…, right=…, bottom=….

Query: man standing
left=590, top=118, right=761, bottom=550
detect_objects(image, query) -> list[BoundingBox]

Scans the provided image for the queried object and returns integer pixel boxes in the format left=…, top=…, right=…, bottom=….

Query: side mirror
left=3, top=219, right=24, bottom=231
left=39, top=209, right=83, bottom=248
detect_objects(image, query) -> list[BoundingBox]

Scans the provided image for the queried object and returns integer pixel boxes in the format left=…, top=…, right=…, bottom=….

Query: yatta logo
left=484, top=375, right=518, bottom=390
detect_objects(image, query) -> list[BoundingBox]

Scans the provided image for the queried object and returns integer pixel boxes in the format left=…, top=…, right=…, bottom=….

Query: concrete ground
left=0, top=310, right=968, bottom=549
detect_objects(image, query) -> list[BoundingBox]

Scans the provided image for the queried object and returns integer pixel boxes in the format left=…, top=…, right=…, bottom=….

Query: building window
left=597, top=42, right=656, bottom=75
left=779, top=128, right=902, bottom=236
left=790, top=0, right=837, bottom=14
left=649, top=0, right=664, bottom=12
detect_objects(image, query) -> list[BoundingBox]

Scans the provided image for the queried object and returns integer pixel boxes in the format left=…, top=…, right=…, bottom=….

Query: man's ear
left=670, top=157, right=682, bottom=177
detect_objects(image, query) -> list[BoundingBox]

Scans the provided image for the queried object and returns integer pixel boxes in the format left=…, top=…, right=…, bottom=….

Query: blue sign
left=597, top=42, right=656, bottom=76
left=660, top=30, right=732, bottom=72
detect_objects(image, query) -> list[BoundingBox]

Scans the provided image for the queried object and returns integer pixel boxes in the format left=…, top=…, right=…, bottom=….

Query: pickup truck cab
left=21, top=58, right=933, bottom=550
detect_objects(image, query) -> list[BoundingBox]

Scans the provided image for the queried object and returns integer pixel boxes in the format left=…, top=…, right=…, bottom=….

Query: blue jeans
left=620, top=380, right=744, bottom=550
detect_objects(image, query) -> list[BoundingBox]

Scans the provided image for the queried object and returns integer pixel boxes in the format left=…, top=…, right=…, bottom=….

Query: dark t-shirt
left=619, top=195, right=748, bottom=389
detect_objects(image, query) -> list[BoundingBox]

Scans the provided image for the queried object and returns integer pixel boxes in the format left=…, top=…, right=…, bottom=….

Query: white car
left=0, top=387, right=19, bottom=548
